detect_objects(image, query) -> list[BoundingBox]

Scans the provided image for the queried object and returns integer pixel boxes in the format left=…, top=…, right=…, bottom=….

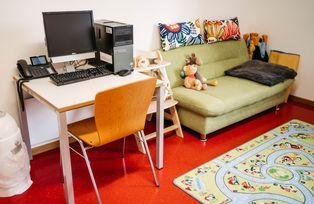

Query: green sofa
left=161, top=40, right=292, bottom=141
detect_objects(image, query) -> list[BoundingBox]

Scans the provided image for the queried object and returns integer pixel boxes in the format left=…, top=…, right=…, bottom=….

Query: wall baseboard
left=32, top=141, right=60, bottom=155
left=32, top=138, right=76, bottom=156
left=289, top=95, right=314, bottom=107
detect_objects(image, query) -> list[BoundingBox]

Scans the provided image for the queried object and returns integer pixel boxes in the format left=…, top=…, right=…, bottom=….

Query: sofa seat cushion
left=172, top=76, right=293, bottom=117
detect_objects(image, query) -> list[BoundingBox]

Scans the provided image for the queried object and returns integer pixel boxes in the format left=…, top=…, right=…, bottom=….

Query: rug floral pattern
left=174, top=120, right=314, bottom=203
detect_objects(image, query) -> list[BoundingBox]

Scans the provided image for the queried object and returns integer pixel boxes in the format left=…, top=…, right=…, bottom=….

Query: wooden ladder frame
left=133, top=51, right=183, bottom=153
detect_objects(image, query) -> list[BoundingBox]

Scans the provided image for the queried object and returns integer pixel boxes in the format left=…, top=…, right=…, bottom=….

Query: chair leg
left=78, top=140, right=102, bottom=204
left=122, top=137, right=126, bottom=158
left=146, top=113, right=153, bottom=121
left=139, top=131, right=160, bottom=187
left=134, top=133, right=146, bottom=154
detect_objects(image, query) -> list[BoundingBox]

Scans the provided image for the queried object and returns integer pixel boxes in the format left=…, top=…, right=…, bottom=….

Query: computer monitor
left=42, top=10, right=96, bottom=63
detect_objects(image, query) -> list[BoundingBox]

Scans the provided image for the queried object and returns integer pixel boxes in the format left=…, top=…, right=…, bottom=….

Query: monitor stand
left=65, top=64, right=75, bottom=72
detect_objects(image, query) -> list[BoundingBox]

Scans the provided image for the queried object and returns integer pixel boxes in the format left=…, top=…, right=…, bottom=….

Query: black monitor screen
left=42, top=10, right=95, bottom=57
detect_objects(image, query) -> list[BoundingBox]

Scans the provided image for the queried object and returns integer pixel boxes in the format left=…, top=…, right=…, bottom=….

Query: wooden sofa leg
left=284, top=86, right=292, bottom=103
left=200, top=134, right=207, bottom=142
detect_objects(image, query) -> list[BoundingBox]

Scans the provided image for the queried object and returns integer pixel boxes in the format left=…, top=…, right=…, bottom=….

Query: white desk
left=16, top=71, right=164, bottom=204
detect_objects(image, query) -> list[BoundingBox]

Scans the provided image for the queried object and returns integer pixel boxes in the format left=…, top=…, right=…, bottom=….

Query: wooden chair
left=269, top=50, right=300, bottom=102
left=67, top=78, right=159, bottom=204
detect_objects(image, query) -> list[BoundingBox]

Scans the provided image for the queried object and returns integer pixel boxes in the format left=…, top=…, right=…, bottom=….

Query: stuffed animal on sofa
left=180, top=53, right=217, bottom=89
left=182, top=64, right=203, bottom=90
left=243, top=33, right=269, bottom=62
left=181, top=53, right=208, bottom=90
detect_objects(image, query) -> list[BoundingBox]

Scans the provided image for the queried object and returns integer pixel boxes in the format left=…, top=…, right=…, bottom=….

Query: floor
left=1, top=101, right=313, bottom=204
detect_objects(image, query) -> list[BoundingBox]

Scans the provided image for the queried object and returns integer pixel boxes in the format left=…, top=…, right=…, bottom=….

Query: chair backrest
left=94, top=77, right=157, bottom=145
left=269, top=50, right=300, bottom=71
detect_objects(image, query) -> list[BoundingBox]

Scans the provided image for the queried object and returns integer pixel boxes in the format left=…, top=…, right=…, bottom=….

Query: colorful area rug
left=174, top=120, right=314, bottom=204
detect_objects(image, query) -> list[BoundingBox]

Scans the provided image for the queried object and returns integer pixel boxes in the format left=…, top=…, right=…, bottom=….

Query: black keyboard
left=50, top=66, right=112, bottom=86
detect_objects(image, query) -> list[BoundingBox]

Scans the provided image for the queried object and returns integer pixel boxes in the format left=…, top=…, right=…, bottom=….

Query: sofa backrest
left=160, top=40, right=249, bottom=88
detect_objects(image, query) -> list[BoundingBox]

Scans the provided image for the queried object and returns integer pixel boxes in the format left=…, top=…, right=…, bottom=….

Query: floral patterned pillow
left=159, top=20, right=204, bottom=51
left=204, top=17, right=241, bottom=43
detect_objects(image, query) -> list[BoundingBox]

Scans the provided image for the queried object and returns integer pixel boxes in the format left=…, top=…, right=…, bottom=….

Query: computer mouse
left=118, top=69, right=132, bottom=77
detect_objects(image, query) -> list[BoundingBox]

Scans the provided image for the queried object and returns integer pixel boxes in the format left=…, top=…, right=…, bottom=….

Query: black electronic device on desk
left=50, top=65, right=112, bottom=86
left=16, top=55, right=57, bottom=112
left=115, top=69, right=133, bottom=77
left=94, top=19, right=134, bottom=74
left=17, top=55, right=57, bottom=79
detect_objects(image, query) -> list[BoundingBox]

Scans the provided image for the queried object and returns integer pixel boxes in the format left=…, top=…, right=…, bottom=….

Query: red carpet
left=1, top=101, right=313, bottom=204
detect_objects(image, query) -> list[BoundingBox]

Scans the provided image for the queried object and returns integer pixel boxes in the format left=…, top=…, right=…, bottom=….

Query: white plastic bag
left=0, top=111, right=32, bottom=197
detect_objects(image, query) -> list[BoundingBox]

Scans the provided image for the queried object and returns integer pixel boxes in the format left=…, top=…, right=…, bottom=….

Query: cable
left=16, top=75, right=52, bottom=111
left=74, top=60, right=88, bottom=69
left=16, top=78, right=29, bottom=111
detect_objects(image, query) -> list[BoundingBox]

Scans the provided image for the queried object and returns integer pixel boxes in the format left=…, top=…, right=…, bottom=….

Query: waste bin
left=0, top=111, right=32, bottom=197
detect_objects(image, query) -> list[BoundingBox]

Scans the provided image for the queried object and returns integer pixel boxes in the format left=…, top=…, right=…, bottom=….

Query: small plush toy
left=135, top=55, right=150, bottom=68
left=185, top=53, right=208, bottom=90
left=243, top=33, right=269, bottom=61
left=182, top=64, right=203, bottom=90
left=134, top=50, right=164, bottom=68
left=180, top=53, right=217, bottom=90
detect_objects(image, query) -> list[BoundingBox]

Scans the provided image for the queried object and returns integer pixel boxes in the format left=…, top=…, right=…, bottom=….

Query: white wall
left=198, top=0, right=314, bottom=101
left=248, top=0, right=314, bottom=101
left=1, top=0, right=313, bottom=132
left=0, top=0, right=205, bottom=123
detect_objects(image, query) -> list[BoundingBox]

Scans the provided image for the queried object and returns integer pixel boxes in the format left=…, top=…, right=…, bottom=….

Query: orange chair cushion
left=68, top=118, right=101, bottom=147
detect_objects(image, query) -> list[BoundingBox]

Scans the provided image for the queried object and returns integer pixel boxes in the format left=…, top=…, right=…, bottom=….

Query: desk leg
left=156, top=85, right=164, bottom=169
left=15, top=87, right=32, bottom=159
left=57, top=112, right=75, bottom=204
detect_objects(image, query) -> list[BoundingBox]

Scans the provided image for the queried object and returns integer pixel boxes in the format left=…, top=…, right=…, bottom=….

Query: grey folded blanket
left=225, top=60, right=297, bottom=86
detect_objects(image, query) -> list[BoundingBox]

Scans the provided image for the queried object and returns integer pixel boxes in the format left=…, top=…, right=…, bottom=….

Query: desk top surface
left=21, top=71, right=162, bottom=112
